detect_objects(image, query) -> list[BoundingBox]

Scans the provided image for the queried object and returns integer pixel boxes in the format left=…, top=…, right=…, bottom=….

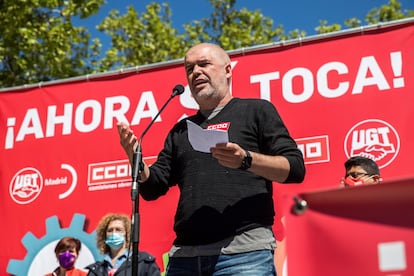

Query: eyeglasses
left=345, top=172, right=370, bottom=179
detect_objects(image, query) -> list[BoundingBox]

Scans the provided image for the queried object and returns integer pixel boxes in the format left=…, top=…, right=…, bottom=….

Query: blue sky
left=84, top=0, right=414, bottom=37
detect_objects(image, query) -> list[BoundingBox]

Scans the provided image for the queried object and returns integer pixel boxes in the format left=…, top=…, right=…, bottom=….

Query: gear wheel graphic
left=7, top=213, right=99, bottom=276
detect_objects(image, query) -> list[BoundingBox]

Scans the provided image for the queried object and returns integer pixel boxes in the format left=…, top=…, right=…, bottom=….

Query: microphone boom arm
left=131, top=92, right=174, bottom=200
left=131, top=84, right=184, bottom=199
left=129, top=84, right=184, bottom=276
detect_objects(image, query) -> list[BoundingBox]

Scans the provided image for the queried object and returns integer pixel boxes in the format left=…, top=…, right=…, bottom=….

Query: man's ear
left=225, top=63, right=232, bottom=77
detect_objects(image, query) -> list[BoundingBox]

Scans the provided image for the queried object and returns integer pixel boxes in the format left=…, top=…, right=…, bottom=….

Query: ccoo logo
left=344, top=119, right=400, bottom=169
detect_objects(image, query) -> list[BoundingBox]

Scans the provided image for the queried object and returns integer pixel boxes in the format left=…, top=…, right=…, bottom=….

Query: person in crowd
left=341, top=156, right=382, bottom=187
left=117, top=42, right=305, bottom=275
left=45, top=236, right=87, bottom=276
left=85, top=213, right=161, bottom=276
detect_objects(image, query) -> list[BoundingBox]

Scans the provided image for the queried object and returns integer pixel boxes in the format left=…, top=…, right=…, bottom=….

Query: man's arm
left=210, top=142, right=304, bottom=183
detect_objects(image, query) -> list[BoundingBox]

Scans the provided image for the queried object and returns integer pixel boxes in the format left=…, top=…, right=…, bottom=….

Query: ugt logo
left=9, top=167, right=43, bottom=204
left=344, top=119, right=400, bottom=169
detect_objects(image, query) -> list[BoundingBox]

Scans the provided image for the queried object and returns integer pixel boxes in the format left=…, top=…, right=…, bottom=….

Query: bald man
left=117, top=43, right=305, bottom=275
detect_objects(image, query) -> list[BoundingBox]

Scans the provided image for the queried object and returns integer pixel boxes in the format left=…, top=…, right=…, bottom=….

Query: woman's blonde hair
left=95, top=213, right=131, bottom=254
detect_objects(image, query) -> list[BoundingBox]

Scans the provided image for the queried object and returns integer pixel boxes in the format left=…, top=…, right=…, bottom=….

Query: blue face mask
left=105, top=233, right=125, bottom=250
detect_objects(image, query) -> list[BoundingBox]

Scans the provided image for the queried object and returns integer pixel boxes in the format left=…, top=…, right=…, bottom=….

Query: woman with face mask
left=85, top=213, right=160, bottom=276
left=45, top=236, right=87, bottom=276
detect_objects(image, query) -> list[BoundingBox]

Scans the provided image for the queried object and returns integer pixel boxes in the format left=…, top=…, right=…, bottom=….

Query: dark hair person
left=341, top=156, right=382, bottom=187
left=45, top=236, right=86, bottom=276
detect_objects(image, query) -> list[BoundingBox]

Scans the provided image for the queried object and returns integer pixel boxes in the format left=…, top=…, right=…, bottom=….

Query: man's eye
left=186, top=67, right=193, bottom=74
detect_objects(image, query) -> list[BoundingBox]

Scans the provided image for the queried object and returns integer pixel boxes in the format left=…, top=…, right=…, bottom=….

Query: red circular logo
left=344, top=119, right=400, bottom=169
left=9, top=167, right=43, bottom=204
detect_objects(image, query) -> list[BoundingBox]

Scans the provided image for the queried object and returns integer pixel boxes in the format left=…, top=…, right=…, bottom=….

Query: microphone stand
left=130, top=84, right=184, bottom=275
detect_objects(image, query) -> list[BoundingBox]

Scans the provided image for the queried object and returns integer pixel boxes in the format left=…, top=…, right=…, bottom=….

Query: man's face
left=184, top=44, right=230, bottom=106
left=342, top=165, right=380, bottom=186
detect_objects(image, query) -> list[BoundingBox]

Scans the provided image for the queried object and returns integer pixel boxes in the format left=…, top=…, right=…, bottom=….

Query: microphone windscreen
left=172, top=84, right=185, bottom=96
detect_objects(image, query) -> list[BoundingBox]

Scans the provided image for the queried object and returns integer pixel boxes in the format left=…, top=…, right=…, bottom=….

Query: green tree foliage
left=182, top=0, right=288, bottom=50
left=95, top=0, right=293, bottom=72
left=366, top=0, right=414, bottom=24
left=94, top=3, right=188, bottom=72
left=0, top=0, right=412, bottom=89
left=316, top=0, right=414, bottom=34
left=0, top=0, right=104, bottom=88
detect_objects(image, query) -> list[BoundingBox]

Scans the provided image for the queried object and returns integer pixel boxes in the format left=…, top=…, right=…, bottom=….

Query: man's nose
left=193, top=64, right=203, bottom=75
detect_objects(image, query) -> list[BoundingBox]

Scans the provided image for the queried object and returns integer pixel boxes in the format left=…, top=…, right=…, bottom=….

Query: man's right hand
left=117, top=121, right=138, bottom=164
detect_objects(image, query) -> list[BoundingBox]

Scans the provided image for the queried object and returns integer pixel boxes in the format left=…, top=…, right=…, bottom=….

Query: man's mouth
left=194, top=78, right=208, bottom=88
left=194, top=82, right=207, bottom=89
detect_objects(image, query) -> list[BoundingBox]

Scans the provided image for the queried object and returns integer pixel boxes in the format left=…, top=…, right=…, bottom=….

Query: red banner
left=1, top=20, right=414, bottom=275
left=285, top=177, right=414, bottom=276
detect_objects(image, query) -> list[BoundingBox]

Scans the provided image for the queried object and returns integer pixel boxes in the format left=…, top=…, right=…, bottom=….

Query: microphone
left=172, top=84, right=185, bottom=97
left=131, top=84, right=184, bottom=200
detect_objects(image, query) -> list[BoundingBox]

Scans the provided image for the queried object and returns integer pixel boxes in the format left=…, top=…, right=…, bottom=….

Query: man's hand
left=210, top=142, right=246, bottom=169
left=117, top=122, right=138, bottom=164
left=211, top=142, right=291, bottom=182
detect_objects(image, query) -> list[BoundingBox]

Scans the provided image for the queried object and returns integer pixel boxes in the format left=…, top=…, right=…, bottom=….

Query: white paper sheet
left=186, top=120, right=229, bottom=153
